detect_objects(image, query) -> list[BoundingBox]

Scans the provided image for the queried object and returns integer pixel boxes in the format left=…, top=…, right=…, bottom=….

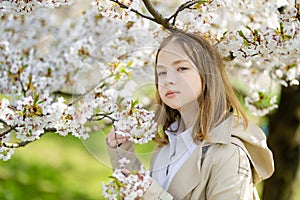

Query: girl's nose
left=164, top=70, right=176, bottom=86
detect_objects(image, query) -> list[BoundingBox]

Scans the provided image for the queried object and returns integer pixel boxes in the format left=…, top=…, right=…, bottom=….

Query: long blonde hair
left=154, top=31, right=248, bottom=146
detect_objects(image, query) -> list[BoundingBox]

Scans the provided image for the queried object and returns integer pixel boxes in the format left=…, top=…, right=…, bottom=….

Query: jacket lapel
left=149, top=115, right=234, bottom=199
left=163, top=116, right=233, bottom=198
left=167, top=146, right=202, bottom=199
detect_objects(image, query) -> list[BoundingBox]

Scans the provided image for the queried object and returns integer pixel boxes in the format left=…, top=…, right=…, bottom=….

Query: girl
left=106, top=31, right=274, bottom=200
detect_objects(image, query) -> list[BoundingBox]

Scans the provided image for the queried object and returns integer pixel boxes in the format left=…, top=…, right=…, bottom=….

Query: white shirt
left=152, top=122, right=198, bottom=190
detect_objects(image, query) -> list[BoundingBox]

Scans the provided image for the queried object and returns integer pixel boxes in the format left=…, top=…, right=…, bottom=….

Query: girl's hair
left=154, top=31, right=248, bottom=146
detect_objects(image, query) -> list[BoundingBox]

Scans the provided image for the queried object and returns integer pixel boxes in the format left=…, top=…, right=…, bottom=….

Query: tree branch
left=2, top=132, right=45, bottom=148
left=1, top=128, right=56, bottom=148
left=3, top=140, right=32, bottom=148
left=141, top=0, right=174, bottom=30
left=0, top=126, right=15, bottom=138
left=0, top=119, right=16, bottom=138
left=0, top=119, right=9, bottom=127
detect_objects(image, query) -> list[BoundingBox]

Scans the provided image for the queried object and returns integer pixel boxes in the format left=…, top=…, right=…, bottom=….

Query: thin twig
left=18, top=74, right=28, bottom=97
left=168, top=0, right=205, bottom=25
left=52, top=90, right=81, bottom=97
left=90, top=112, right=116, bottom=122
left=90, top=116, right=106, bottom=121
left=110, top=0, right=156, bottom=23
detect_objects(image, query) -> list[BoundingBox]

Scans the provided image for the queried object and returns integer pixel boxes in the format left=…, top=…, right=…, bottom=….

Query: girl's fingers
left=119, top=138, right=127, bottom=143
left=121, top=168, right=130, bottom=176
left=106, top=129, right=128, bottom=148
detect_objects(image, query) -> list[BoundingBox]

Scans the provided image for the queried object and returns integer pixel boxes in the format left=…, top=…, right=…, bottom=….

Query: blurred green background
left=0, top=129, right=113, bottom=200
left=0, top=126, right=156, bottom=200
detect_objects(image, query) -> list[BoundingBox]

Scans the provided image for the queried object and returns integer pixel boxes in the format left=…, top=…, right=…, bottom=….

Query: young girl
left=106, top=31, right=274, bottom=199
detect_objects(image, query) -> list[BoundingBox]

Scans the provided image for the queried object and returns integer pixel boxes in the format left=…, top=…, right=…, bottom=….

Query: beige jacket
left=107, top=115, right=274, bottom=200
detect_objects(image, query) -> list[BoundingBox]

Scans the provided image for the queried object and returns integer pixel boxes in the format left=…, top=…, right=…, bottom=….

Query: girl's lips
left=165, top=90, right=179, bottom=98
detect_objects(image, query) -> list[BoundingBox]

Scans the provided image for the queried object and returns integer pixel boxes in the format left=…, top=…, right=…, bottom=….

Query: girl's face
left=156, top=42, right=202, bottom=111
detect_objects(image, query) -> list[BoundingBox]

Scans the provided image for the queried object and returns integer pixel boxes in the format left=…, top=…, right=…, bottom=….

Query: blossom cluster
left=0, top=144, right=15, bottom=161
left=0, top=5, right=160, bottom=164
left=113, top=99, right=157, bottom=144
left=91, top=0, right=141, bottom=22
left=102, top=157, right=152, bottom=200
left=245, top=90, right=278, bottom=116
left=0, top=13, right=79, bottom=96
left=0, top=94, right=91, bottom=161
left=0, top=133, right=14, bottom=161
left=0, top=0, right=73, bottom=15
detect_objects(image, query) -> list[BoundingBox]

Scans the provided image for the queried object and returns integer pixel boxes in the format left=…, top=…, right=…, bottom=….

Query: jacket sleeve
left=107, top=142, right=174, bottom=199
left=106, top=141, right=142, bottom=171
left=143, top=179, right=174, bottom=200
left=206, top=144, right=255, bottom=200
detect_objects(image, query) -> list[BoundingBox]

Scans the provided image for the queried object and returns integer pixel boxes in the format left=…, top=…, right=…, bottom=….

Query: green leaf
left=33, top=93, right=39, bottom=106
left=126, top=60, right=133, bottom=68
left=237, top=30, right=246, bottom=38
left=130, top=99, right=139, bottom=108
left=22, top=64, right=29, bottom=69
left=245, top=25, right=253, bottom=32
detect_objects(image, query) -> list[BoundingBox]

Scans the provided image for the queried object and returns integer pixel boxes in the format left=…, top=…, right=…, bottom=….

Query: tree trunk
left=262, top=85, right=300, bottom=200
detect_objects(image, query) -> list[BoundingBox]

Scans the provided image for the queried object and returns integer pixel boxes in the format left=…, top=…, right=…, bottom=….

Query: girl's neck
left=178, top=100, right=200, bottom=130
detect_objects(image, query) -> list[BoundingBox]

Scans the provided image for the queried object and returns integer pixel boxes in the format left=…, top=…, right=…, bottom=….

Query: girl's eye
left=158, top=71, right=167, bottom=76
left=177, top=67, right=188, bottom=72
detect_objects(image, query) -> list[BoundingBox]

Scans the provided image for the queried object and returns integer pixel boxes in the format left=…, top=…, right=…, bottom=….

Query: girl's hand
left=106, top=128, right=128, bottom=148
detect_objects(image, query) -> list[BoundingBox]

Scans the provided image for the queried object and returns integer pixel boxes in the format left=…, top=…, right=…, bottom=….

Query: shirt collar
left=165, top=125, right=195, bottom=152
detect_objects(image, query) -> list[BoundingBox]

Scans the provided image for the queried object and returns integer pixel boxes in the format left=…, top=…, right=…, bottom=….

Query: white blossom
left=0, top=0, right=73, bottom=14
left=0, top=146, right=14, bottom=161
left=113, top=99, right=157, bottom=144
left=245, top=90, right=278, bottom=116
left=102, top=165, right=152, bottom=199
left=118, top=157, right=131, bottom=168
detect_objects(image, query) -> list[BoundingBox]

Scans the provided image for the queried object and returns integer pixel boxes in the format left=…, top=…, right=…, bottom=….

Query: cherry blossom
left=113, top=99, right=157, bottom=144
left=0, top=0, right=73, bottom=15
left=245, top=90, right=279, bottom=116
left=102, top=163, right=152, bottom=200
left=0, top=0, right=299, bottom=198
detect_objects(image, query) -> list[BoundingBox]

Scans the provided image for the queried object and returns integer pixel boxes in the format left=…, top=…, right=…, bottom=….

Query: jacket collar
left=152, top=115, right=274, bottom=198
left=204, top=114, right=233, bottom=144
